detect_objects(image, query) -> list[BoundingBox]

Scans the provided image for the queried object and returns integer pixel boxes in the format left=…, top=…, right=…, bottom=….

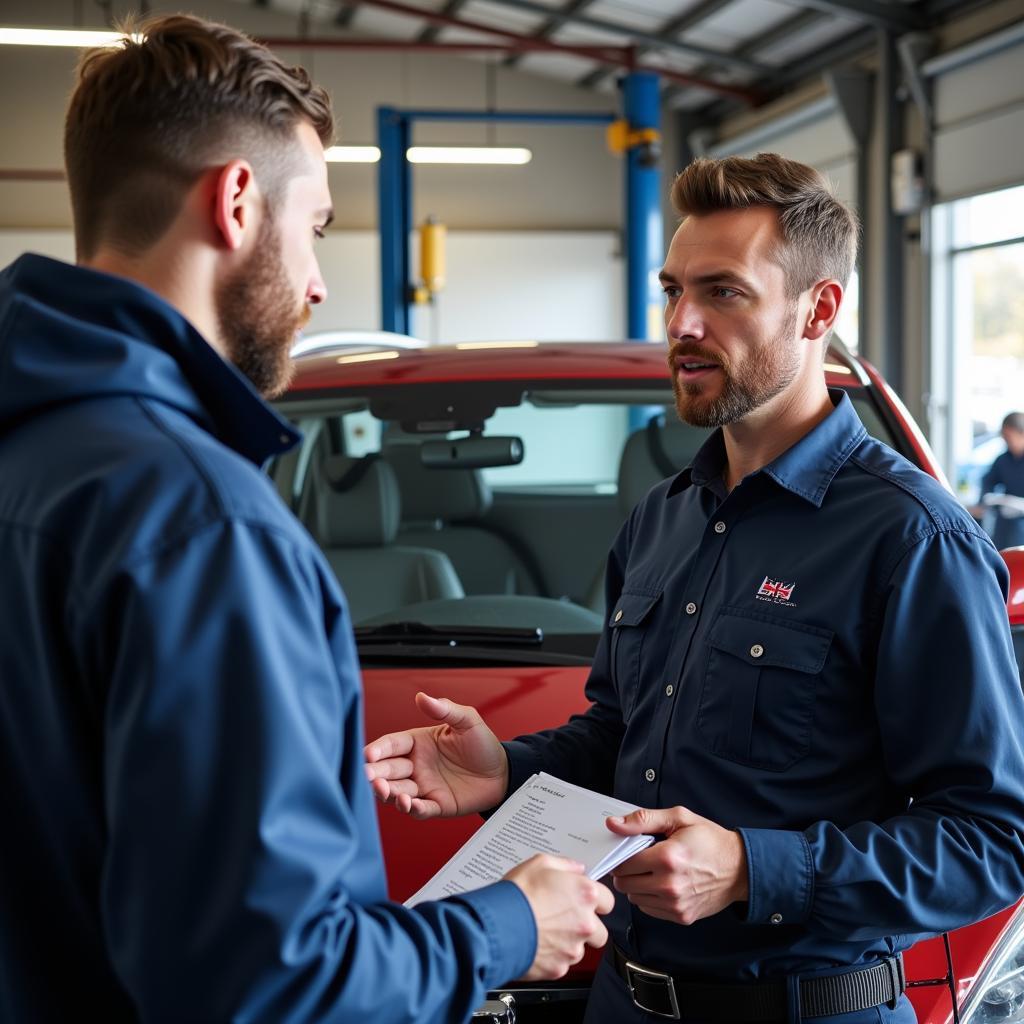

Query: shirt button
left=665, top=684, right=674, bottom=696
left=644, top=768, right=656, bottom=782
left=750, top=644, right=764, bottom=658
left=713, top=521, right=726, bottom=534
left=614, top=610, right=623, bottom=622
left=770, top=913, right=783, bottom=925
left=685, top=602, right=697, bottom=615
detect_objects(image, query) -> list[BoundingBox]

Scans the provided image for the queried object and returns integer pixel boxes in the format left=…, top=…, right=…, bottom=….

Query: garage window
left=930, top=183, right=1024, bottom=501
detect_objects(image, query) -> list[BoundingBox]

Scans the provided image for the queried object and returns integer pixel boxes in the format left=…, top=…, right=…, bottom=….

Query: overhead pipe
left=0, top=169, right=65, bottom=182
left=314, top=0, right=758, bottom=102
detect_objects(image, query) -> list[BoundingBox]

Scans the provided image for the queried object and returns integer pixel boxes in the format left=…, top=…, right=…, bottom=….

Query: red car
left=272, top=340, right=1024, bottom=1024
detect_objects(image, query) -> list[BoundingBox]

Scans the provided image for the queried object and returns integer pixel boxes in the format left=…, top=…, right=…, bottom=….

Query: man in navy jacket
left=365, top=155, right=1024, bottom=1022
left=0, top=14, right=611, bottom=1022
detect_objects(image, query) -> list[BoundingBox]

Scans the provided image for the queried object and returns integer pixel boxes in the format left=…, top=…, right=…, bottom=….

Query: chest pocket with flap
left=609, top=589, right=661, bottom=722
left=697, top=607, right=833, bottom=771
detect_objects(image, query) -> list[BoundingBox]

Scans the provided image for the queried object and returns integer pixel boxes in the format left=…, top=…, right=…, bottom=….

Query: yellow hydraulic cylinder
left=420, top=217, right=447, bottom=297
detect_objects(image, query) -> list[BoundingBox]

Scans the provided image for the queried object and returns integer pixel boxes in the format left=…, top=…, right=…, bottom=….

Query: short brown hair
left=64, top=14, right=334, bottom=259
left=671, top=153, right=858, bottom=296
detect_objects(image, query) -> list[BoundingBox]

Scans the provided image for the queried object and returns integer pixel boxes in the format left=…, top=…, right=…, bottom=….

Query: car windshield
left=271, top=379, right=906, bottom=662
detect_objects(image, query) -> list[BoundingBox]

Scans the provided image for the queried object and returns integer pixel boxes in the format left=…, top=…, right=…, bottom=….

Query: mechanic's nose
left=307, top=262, right=327, bottom=305
left=666, top=297, right=703, bottom=342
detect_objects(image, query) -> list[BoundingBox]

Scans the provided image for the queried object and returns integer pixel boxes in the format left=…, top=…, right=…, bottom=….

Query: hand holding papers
left=406, top=773, right=654, bottom=907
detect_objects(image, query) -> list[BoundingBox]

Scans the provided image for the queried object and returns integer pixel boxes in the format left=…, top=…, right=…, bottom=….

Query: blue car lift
left=377, top=70, right=663, bottom=344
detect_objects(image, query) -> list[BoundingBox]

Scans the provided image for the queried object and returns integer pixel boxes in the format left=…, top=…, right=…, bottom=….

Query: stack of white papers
left=405, top=772, right=654, bottom=907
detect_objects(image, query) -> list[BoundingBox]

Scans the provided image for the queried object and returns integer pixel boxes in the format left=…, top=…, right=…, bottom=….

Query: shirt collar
left=667, top=389, right=866, bottom=507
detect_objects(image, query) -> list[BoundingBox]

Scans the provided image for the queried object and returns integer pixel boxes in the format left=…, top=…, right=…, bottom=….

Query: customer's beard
left=216, top=214, right=310, bottom=399
left=671, top=307, right=801, bottom=428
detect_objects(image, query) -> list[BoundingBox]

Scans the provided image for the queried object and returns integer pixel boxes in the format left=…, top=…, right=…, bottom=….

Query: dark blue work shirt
left=981, top=449, right=1024, bottom=549
left=505, top=390, right=1024, bottom=982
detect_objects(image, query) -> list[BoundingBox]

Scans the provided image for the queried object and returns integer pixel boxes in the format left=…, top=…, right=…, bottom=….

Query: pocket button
left=750, top=644, right=764, bottom=658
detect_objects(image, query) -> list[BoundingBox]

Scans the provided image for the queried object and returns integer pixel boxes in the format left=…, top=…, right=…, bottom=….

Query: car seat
left=585, top=415, right=710, bottom=612
left=383, top=442, right=546, bottom=596
left=310, top=453, right=464, bottom=623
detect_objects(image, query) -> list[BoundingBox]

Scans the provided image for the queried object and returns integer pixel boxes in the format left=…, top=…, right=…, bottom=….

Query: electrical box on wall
left=891, top=148, right=926, bottom=215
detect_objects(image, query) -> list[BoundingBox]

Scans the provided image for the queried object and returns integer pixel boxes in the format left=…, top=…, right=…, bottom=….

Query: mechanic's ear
left=804, top=280, right=842, bottom=341
left=211, top=160, right=257, bottom=252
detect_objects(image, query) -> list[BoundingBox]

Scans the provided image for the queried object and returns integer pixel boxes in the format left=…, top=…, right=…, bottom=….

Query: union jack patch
left=757, top=577, right=795, bottom=601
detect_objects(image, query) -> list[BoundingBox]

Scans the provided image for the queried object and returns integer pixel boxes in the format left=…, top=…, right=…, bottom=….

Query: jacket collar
left=0, top=254, right=299, bottom=465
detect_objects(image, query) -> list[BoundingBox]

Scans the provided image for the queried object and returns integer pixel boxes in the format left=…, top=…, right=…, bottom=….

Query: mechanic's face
left=1003, top=427, right=1024, bottom=458
left=661, top=207, right=802, bottom=428
left=217, top=122, right=331, bottom=398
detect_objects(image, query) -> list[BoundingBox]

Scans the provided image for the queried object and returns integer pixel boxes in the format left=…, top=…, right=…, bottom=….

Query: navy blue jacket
left=505, top=391, right=1024, bottom=981
left=0, top=254, right=535, bottom=1023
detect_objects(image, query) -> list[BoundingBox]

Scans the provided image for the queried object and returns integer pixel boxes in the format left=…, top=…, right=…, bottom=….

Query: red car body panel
left=284, top=342, right=1022, bottom=1021
left=292, top=341, right=863, bottom=392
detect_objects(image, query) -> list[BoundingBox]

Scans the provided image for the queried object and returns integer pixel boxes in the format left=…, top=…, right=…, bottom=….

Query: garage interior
left=2, top=0, right=1023, bottom=491
left=3, top=2, right=1024, bottom=1022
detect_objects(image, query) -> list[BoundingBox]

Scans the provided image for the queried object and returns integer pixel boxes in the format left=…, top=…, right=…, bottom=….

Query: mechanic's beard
left=671, top=306, right=801, bottom=428
left=216, top=214, right=309, bottom=399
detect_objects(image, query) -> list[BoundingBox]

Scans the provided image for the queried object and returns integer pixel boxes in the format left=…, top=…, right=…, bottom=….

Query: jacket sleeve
left=739, top=527, right=1024, bottom=940
left=502, top=517, right=630, bottom=797
left=84, top=518, right=536, bottom=1024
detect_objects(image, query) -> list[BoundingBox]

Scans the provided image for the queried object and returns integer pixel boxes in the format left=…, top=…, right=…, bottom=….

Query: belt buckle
left=624, top=958, right=682, bottom=1020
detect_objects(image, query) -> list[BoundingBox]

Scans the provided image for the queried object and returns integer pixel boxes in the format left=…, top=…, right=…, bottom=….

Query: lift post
left=377, top=72, right=663, bottom=343
left=623, top=71, right=664, bottom=344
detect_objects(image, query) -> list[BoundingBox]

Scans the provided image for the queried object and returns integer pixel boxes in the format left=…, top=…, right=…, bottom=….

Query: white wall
left=0, top=228, right=623, bottom=341
left=0, top=0, right=626, bottom=232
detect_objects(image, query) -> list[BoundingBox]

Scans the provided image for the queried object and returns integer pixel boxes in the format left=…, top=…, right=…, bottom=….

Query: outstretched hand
left=606, top=805, right=748, bottom=925
left=363, top=692, right=508, bottom=819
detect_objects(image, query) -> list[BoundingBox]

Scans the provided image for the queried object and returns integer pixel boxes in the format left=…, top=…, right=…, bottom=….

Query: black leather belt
left=612, top=945, right=906, bottom=1021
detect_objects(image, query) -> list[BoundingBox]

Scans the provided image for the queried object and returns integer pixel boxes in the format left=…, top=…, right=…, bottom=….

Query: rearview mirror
left=420, top=435, right=524, bottom=469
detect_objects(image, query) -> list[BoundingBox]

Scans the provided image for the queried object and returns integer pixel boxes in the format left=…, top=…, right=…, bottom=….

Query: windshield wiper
left=354, top=621, right=543, bottom=648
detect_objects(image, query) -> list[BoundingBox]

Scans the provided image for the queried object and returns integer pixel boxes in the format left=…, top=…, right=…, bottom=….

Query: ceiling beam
left=576, top=0, right=734, bottom=89
left=418, top=0, right=470, bottom=44
left=654, top=8, right=823, bottom=105
left=776, top=0, right=927, bottom=33
left=468, top=0, right=768, bottom=74
left=333, top=0, right=760, bottom=101
left=503, top=0, right=599, bottom=69
left=693, top=22, right=875, bottom=126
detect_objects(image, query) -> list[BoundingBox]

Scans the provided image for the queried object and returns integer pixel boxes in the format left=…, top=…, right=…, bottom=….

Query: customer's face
left=661, top=207, right=802, bottom=428
left=217, top=121, right=331, bottom=398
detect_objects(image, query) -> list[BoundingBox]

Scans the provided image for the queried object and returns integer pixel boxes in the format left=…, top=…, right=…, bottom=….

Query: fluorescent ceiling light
left=408, top=147, right=532, bottom=166
left=0, top=27, right=135, bottom=47
left=324, top=145, right=381, bottom=164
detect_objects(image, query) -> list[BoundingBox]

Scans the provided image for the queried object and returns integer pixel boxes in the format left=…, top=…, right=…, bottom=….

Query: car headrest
left=383, top=443, right=493, bottom=523
left=314, top=454, right=401, bottom=547
left=617, top=417, right=707, bottom=511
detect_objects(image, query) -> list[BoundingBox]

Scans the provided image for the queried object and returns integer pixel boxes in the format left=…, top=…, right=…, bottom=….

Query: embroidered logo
left=756, top=576, right=796, bottom=603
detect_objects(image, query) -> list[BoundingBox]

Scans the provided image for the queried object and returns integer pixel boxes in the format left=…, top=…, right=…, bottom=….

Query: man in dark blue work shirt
left=365, top=153, right=1024, bottom=1022
left=974, top=412, right=1024, bottom=549
left=0, top=14, right=613, bottom=1022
